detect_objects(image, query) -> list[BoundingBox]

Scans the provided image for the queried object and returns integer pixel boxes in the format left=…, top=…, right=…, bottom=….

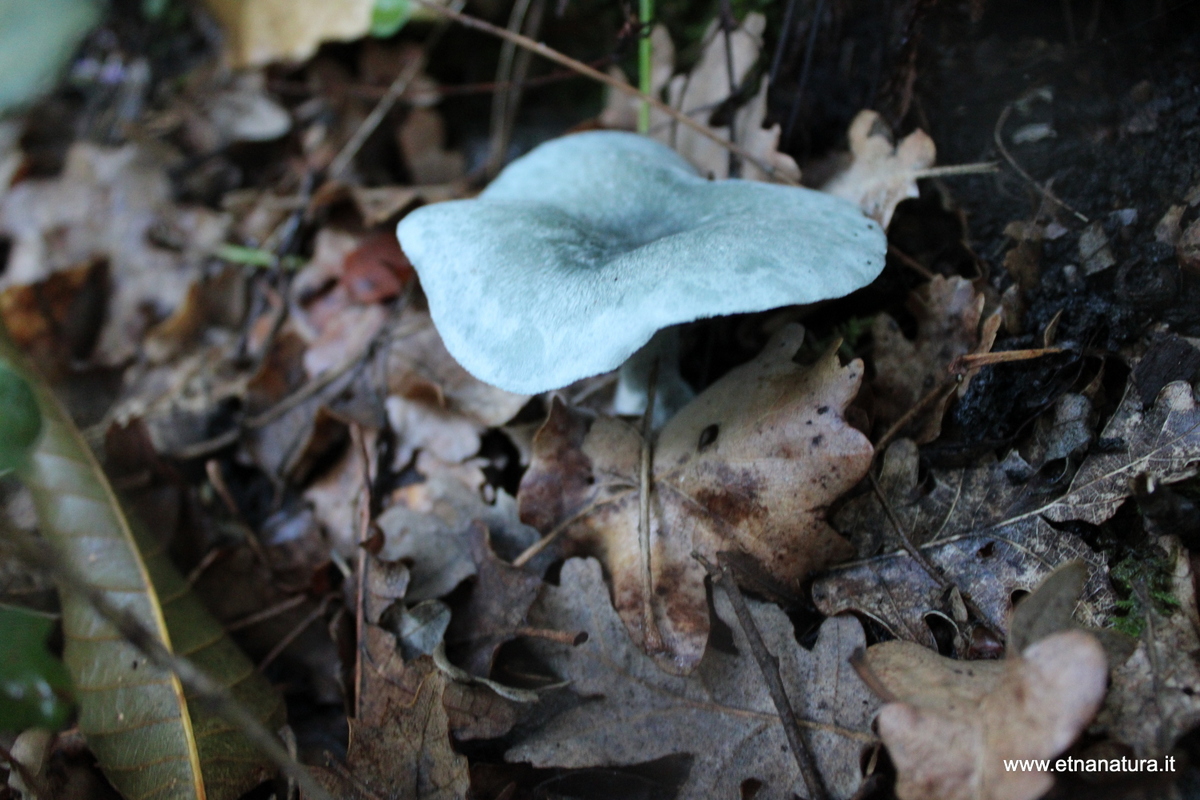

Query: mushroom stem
left=614, top=327, right=695, bottom=427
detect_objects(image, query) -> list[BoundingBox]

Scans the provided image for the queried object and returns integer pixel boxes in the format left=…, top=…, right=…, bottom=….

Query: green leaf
left=0, top=361, right=42, bottom=473
left=371, top=0, right=411, bottom=37
left=0, top=326, right=285, bottom=800
left=0, top=604, right=73, bottom=731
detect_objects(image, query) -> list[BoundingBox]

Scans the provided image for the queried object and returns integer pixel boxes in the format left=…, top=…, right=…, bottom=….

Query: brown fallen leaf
left=444, top=522, right=543, bottom=678
left=313, top=661, right=471, bottom=800
left=379, top=475, right=541, bottom=603
left=506, top=558, right=879, bottom=800
left=519, top=324, right=872, bottom=672
left=818, top=439, right=1117, bottom=650
left=341, top=232, right=415, bottom=305
left=822, top=110, right=937, bottom=229
left=871, top=276, right=998, bottom=443
left=355, top=544, right=520, bottom=743
left=869, top=630, right=1108, bottom=800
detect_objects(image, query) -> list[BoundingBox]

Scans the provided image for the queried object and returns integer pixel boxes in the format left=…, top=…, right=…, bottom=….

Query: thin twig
left=912, top=161, right=999, bottom=179
left=352, top=423, right=375, bottom=720
left=257, top=594, right=332, bottom=673
left=948, top=347, right=1064, bottom=371
left=638, top=360, right=662, bottom=652
left=515, top=626, right=589, bottom=645
left=1, top=528, right=336, bottom=800
left=411, top=0, right=799, bottom=185
left=487, top=0, right=535, bottom=176
left=226, top=593, right=308, bottom=632
left=887, top=243, right=935, bottom=280
left=872, top=376, right=958, bottom=454
left=698, top=553, right=828, bottom=800
left=328, top=2, right=463, bottom=180
left=994, top=103, right=1088, bottom=223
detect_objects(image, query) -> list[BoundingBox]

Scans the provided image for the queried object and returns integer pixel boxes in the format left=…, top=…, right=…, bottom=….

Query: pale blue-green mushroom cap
left=396, top=130, right=886, bottom=395
left=0, top=0, right=101, bottom=116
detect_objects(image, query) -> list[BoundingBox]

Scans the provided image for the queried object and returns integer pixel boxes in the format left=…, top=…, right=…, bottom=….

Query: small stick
left=887, top=243, right=935, bottom=280
left=638, top=360, right=663, bottom=652
left=698, top=553, right=829, bottom=800
left=912, top=162, right=999, bottom=179
left=1, top=528, right=336, bottom=800
left=872, top=376, right=958, bottom=453
left=257, top=594, right=332, bottom=673
left=949, top=347, right=1063, bottom=371
left=411, top=0, right=799, bottom=185
left=226, top=593, right=308, bottom=632
left=352, top=423, right=375, bottom=719
left=993, top=104, right=1088, bottom=223
left=514, top=626, right=589, bottom=646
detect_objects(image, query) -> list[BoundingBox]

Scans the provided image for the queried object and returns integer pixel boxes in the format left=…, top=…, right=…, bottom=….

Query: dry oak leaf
left=518, top=324, right=872, bottom=672
left=1040, top=380, right=1200, bottom=526
left=506, top=558, right=879, bottom=800
left=819, top=440, right=1116, bottom=649
left=312, top=664, right=470, bottom=800
left=870, top=275, right=998, bottom=443
left=444, top=522, right=543, bottom=678
left=822, top=110, right=936, bottom=229
left=870, top=631, right=1108, bottom=800
left=660, top=14, right=799, bottom=183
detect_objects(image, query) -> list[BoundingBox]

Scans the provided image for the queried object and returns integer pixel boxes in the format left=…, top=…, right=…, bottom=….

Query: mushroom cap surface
left=397, top=130, right=885, bottom=394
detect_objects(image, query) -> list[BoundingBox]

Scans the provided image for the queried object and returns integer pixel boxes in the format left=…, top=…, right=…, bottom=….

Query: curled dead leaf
left=822, top=110, right=936, bottom=229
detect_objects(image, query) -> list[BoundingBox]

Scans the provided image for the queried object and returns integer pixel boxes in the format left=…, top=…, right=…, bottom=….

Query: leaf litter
left=3, top=4, right=1200, bottom=800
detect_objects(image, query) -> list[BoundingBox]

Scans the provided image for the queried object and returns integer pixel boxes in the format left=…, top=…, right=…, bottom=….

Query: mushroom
left=396, top=130, right=885, bottom=417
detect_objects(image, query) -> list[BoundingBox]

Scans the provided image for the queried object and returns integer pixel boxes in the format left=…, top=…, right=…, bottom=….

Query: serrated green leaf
left=0, top=326, right=284, bottom=800
left=0, top=604, right=73, bottom=731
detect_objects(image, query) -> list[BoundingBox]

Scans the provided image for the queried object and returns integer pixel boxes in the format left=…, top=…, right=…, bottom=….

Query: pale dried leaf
left=384, top=312, right=530, bottom=428
left=379, top=474, right=541, bottom=602
left=658, top=14, right=797, bottom=182
left=822, top=109, right=936, bottom=229
left=873, top=631, right=1108, bottom=800
left=204, top=0, right=373, bottom=68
